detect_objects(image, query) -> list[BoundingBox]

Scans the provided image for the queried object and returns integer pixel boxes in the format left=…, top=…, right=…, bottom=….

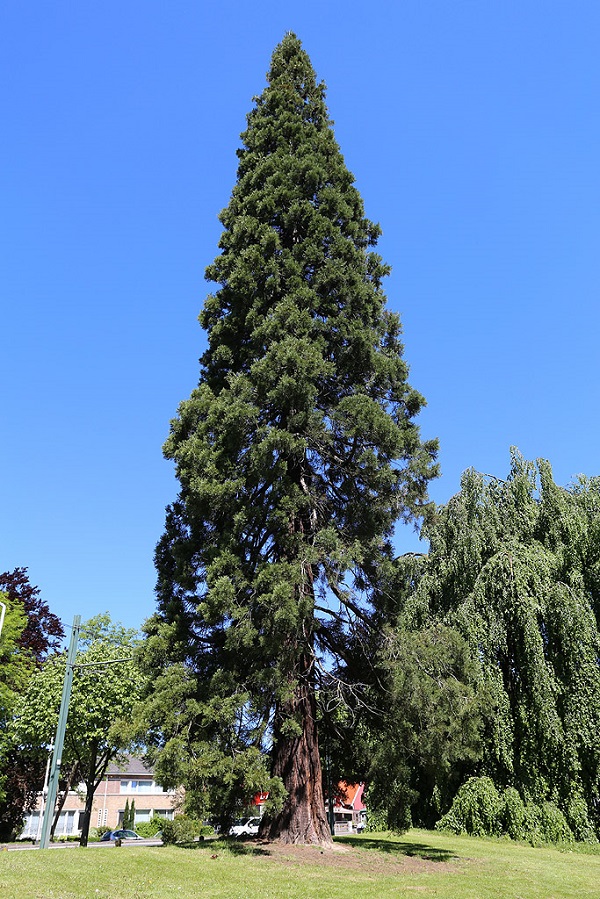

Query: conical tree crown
left=160, top=32, right=437, bottom=667
left=202, top=33, right=391, bottom=404
left=168, top=33, right=434, bottom=564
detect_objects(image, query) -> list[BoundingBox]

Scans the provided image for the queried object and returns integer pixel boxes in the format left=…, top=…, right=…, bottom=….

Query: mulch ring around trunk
left=245, top=839, right=459, bottom=876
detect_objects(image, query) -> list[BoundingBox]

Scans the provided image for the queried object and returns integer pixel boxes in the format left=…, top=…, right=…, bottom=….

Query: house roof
left=333, top=782, right=366, bottom=810
left=107, top=755, right=154, bottom=777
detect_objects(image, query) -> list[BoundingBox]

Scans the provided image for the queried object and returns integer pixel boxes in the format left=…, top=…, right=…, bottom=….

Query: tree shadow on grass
left=170, top=838, right=271, bottom=857
left=336, top=835, right=457, bottom=863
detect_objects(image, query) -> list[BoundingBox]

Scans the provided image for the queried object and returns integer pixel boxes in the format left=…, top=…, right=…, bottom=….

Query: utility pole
left=35, top=744, right=54, bottom=843
left=39, top=615, right=81, bottom=849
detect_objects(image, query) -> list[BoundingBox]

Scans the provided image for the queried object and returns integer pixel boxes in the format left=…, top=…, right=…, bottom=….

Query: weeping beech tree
left=142, top=33, right=436, bottom=844
left=410, top=451, right=600, bottom=839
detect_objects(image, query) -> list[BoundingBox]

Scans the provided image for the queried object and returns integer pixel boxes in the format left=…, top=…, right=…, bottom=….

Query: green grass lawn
left=1, top=829, right=599, bottom=899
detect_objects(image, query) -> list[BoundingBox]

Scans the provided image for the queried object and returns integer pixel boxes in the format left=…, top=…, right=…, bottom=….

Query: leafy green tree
left=13, top=614, right=143, bottom=846
left=0, top=571, right=64, bottom=840
left=142, top=33, right=437, bottom=843
left=0, top=591, right=30, bottom=803
left=0, top=569, right=63, bottom=663
left=410, top=451, right=600, bottom=838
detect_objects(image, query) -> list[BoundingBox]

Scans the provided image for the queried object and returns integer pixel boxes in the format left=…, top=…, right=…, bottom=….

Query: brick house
left=20, top=756, right=178, bottom=839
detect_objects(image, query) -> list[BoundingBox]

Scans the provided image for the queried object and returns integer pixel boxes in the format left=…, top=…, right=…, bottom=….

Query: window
left=135, top=809, right=152, bottom=823
left=119, top=779, right=169, bottom=794
left=136, top=780, right=153, bottom=794
left=153, top=809, right=174, bottom=820
left=20, top=811, right=40, bottom=839
left=57, top=810, right=77, bottom=836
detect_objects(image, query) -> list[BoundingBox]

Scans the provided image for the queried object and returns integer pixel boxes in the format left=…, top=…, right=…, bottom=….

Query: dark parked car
left=100, top=829, right=144, bottom=842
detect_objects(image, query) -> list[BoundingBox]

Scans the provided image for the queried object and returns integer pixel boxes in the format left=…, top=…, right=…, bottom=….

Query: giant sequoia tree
left=144, top=34, right=436, bottom=844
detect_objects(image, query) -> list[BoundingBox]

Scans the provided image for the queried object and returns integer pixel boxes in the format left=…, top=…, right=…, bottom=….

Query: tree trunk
left=79, top=741, right=98, bottom=847
left=261, top=658, right=332, bottom=845
left=78, top=743, right=114, bottom=847
left=78, top=789, right=94, bottom=847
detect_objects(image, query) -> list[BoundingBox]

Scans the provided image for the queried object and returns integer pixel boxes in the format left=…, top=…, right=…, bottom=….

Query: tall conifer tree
left=144, top=33, right=437, bottom=844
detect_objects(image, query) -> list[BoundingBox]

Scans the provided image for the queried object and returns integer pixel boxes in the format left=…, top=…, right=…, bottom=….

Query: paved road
left=4, top=838, right=163, bottom=852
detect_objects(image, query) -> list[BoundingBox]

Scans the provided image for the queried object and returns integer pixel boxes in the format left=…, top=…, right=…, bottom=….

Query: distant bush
left=497, top=787, right=527, bottom=841
left=566, top=797, right=597, bottom=844
left=364, top=808, right=393, bottom=833
left=160, top=815, right=203, bottom=845
left=436, top=778, right=580, bottom=845
left=437, top=777, right=501, bottom=837
left=538, top=803, right=574, bottom=845
left=135, top=818, right=169, bottom=838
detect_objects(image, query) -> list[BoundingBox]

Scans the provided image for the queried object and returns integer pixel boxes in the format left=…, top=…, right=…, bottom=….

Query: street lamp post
left=35, top=745, right=54, bottom=844
left=0, top=600, right=6, bottom=641
left=39, top=615, right=81, bottom=849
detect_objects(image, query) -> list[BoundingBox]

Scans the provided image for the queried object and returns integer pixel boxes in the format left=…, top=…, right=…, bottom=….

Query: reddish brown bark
left=261, top=659, right=332, bottom=845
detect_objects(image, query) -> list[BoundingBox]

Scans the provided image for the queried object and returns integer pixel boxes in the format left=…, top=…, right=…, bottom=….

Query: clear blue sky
left=2, top=2, right=599, bottom=632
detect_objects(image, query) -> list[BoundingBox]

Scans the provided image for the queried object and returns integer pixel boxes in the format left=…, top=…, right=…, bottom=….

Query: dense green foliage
left=141, top=32, right=436, bottom=842
left=134, top=815, right=171, bottom=838
left=13, top=614, right=143, bottom=844
left=0, top=570, right=63, bottom=840
left=123, top=798, right=135, bottom=831
left=159, top=814, right=205, bottom=844
left=403, top=451, right=600, bottom=841
left=358, top=623, right=487, bottom=831
left=0, top=589, right=29, bottom=807
left=0, top=589, right=29, bottom=720
left=437, top=776, right=576, bottom=845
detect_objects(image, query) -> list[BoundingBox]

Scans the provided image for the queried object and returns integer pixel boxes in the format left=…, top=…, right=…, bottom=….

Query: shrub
left=158, top=819, right=178, bottom=844
left=364, top=808, right=390, bottom=834
left=538, top=802, right=574, bottom=845
left=160, top=815, right=203, bottom=844
left=135, top=818, right=170, bottom=838
left=566, top=796, right=597, bottom=844
left=521, top=802, right=542, bottom=843
left=438, top=780, right=580, bottom=846
left=498, top=787, right=527, bottom=841
left=436, top=777, right=501, bottom=836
